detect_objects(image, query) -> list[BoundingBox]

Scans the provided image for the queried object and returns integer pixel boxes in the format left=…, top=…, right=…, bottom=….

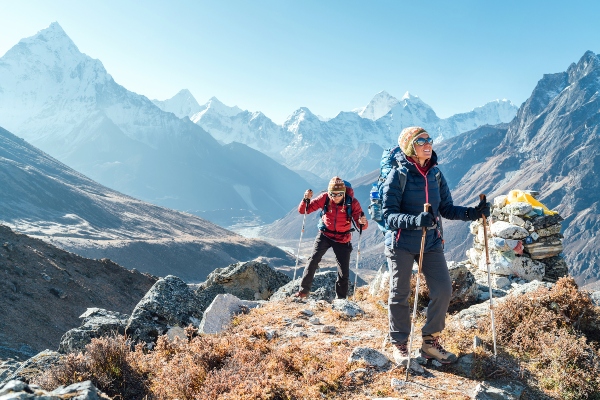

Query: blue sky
left=1, top=1, right=598, bottom=124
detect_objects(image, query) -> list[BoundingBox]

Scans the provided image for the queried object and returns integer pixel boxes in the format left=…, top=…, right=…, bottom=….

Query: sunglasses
left=329, top=192, right=344, bottom=198
left=413, top=137, right=434, bottom=146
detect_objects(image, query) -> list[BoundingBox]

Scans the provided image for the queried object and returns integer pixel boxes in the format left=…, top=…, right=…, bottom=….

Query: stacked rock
left=466, top=191, right=568, bottom=283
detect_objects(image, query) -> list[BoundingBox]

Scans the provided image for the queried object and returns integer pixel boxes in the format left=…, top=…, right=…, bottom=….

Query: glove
left=467, top=196, right=491, bottom=220
left=415, top=211, right=436, bottom=227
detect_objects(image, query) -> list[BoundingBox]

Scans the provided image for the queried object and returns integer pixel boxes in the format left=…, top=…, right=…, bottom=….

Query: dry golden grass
left=32, top=280, right=600, bottom=399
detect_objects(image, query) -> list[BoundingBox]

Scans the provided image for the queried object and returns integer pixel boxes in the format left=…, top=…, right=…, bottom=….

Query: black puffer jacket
left=382, top=150, right=471, bottom=253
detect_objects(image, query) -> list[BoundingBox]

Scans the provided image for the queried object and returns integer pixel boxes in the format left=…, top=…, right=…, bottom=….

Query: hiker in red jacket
left=295, top=176, right=368, bottom=299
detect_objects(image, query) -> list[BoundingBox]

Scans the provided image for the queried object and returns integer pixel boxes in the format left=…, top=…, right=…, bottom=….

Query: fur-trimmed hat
left=398, top=126, right=428, bottom=156
left=328, top=176, right=346, bottom=193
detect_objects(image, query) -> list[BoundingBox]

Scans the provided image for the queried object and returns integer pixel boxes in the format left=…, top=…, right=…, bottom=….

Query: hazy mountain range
left=0, top=125, right=293, bottom=282
left=154, top=89, right=517, bottom=182
left=0, top=22, right=311, bottom=227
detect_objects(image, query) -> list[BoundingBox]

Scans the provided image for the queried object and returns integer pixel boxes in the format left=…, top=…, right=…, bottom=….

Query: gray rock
left=270, top=271, right=344, bottom=302
left=59, top=308, right=129, bottom=354
left=448, top=262, right=478, bottom=307
left=590, top=291, right=600, bottom=306
left=495, top=277, right=511, bottom=289
left=491, top=221, right=529, bottom=240
left=369, top=263, right=389, bottom=296
left=1, top=350, right=60, bottom=385
left=530, top=214, right=564, bottom=230
left=524, top=236, right=563, bottom=259
left=472, top=381, right=525, bottom=399
left=347, top=347, right=391, bottom=369
left=126, top=275, right=205, bottom=344
left=505, top=202, right=532, bottom=216
left=198, top=293, right=263, bottom=334
left=320, top=325, right=336, bottom=333
left=198, top=260, right=290, bottom=301
left=0, top=379, right=109, bottom=399
left=541, top=256, right=569, bottom=283
left=332, top=299, right=364, bottom=318
left=535, top=223, right=562, bottom=238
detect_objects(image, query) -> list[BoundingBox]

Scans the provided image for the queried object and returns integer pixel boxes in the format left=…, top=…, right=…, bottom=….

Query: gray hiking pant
left=300, top=232, right=353, bottom=299
left=385, top=246, right=452, bottom=344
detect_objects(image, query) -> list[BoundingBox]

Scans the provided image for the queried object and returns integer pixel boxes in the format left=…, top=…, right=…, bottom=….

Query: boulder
left=505, top=201, right=532, bottom=216
left=0, top=379, right=109, bottom=399
left=523, top=236, right=563, bottom=259
left=490, top=221, right=529, bottom=240
left=125, top=275, right=204, bottom=345
left=448, top=262, right=478, bottom=307
left=332, top=299, right=364, bottom=318
left=59, top=308, right=129, bottom=354
left=196, top=260, right=290, bottom=301
left=198, top=294, right=263, bottom=334
left=510, top=256, right=545, bottom=281
left=0, top=350, right=60, bottom=385
left=540, top=256, right=569, bottom=283
left=270, top=271, right=346, bottom=302
left=347, top=347, right=391, bottom=369
left=535, top=223, right=562, bottom=238
left=472, top=381, right=525, bottom=399
left=530, top=214, right=564, bottom=230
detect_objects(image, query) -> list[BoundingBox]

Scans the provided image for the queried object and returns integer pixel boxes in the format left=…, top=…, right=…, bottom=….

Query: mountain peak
left=358, top=91, right=400, bottom=120
left=30, top=22, right=77, bottom=50
left=567, top=50, right=600, bottom=83
left=152, top=89, right=201, bottom=119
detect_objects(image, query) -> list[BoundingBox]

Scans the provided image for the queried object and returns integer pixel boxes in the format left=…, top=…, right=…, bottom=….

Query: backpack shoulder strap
left=397, top=165, right=408, bottom=196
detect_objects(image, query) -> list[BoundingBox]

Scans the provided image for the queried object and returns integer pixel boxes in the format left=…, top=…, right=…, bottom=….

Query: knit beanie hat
left=398, top=126, right=428, bottom=156
left=328, top=176, right=346, bottom=193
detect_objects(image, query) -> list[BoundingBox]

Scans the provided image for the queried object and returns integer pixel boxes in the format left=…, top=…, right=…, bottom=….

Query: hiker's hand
left=358, top=215, right=367, bottom=225
left=475, top=196, right=491, bottom=218
left=304, top=189, right=313, bottom=200
left=467, top=198, right=491, bottom=220
left=415, top=211, right=435, bottom=227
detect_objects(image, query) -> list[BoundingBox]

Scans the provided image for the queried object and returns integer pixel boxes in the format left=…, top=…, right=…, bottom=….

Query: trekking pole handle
left=359, top=211, right=365, bottom=234
left=479, top=194, right=490, bottom=264
left=423, top=203, right=431, bottom=213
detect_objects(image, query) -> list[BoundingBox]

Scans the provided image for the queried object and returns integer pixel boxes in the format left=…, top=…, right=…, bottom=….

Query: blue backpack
left=368, top=146, right=442, bottom=233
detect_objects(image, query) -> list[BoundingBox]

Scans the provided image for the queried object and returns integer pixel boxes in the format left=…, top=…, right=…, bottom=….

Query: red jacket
left=298, top=187, right=367, bottom=243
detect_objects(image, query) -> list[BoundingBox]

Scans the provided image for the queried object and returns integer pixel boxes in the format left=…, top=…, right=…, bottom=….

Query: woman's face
left=413, top=133, right=433, bottom=160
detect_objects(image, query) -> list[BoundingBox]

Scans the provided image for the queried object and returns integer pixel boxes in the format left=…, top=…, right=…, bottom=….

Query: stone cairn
left=466, top=190, right=568, bottom=283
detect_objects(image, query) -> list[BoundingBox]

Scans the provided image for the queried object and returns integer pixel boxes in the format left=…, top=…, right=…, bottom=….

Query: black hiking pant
left=300, top=232, right=353, bottom=299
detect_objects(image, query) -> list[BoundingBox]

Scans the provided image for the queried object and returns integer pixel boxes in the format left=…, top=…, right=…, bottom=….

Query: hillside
left=0, top=224, right=157, bottom=355
left=0, top=126, right=294, bottom=283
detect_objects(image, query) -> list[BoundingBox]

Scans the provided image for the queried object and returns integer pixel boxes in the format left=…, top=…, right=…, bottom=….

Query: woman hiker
left=295, top=176, right=368, bottom=299
left=382, top=126, right=490, bottom=366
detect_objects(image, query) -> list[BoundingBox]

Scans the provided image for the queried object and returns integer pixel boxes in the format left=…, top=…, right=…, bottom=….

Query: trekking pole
left=406, top=203, right=430, bottom=381
left=352, top=212, right=365, bottom=301
left=293, top=197, right=310, bottom=288
left=480, top=194, right=497, bottom=358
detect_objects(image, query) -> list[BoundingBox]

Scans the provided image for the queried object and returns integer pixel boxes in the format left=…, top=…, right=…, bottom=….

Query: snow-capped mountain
left=151, top=89, right=202, bottom=119
left=0, top=23, right=311, bottom=225
left=166, top=87, right=517, bottom=181
left=0, top=125, right=293, bottom=282
left=355, top=90, right=401, bottom=120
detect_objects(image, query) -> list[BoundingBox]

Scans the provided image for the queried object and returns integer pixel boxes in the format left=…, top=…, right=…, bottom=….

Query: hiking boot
left=392, top=342, right=410, bottom=366
left=392, top=342, right=425, bottom=373
left=293, top=291, right=308, bottom=299
left=420, top=333, right=457, bottom=364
